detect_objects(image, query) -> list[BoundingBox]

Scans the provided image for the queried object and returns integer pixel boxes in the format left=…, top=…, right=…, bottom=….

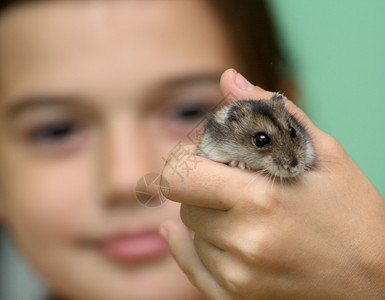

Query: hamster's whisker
left=262, top=173, right=272, bottom=193
left=264, top=173, right=273, bottom=192
left=314, top=158, right=336, bottom=180
left=245, top=169, right=268, bottom=188
left=279, top=175, right=284, bottom=189
left=255, top=168, right=269, bottom=176
left=271, top=174, right=277, bottom=190
left=245, top=173, right=260, bottom=188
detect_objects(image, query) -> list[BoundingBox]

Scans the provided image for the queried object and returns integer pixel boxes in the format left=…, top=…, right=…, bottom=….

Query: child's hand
left=159, top=69, right=385, bottom=300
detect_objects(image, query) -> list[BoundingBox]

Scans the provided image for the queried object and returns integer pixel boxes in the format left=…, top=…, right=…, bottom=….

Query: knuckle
left=235, top=228, right=285, bottom=268
left=243, top=236, right=271, bottom=265
left=318, top=133, right=351, bottom=168
left=248, top=189, right=282, bottom=215
left=220, top=267, right=247, bottom=294
left=327, top=135, right=342, bottom=152
left=320, top=133, right=344, bottom=156
left=229, top=229, right=270, bottom=265
left=219, top=264, right=264, bottom=297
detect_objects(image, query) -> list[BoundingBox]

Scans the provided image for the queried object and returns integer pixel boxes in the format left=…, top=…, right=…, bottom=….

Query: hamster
left=196, top=93, right=315, bottom=178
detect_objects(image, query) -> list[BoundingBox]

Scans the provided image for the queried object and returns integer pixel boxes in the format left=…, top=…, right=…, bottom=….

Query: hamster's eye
left=289, top=126, right=296, bottom=138
left=253, top=132, right=271, bottom=148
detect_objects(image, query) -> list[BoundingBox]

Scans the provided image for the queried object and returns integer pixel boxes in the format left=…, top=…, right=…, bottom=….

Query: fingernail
left=235, top=71, right=253, bottom=90
left=159, top=225, right=169, bottom=240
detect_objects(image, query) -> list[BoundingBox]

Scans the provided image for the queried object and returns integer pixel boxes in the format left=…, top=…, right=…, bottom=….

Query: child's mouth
left=98, top=231, right=169, bottom=262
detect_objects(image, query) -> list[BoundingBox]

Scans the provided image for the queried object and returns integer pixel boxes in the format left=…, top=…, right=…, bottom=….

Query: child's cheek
left=1, top=154, right=90, bottom=244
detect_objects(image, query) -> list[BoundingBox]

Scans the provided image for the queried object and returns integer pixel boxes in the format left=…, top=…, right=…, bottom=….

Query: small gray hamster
left=196, top=93, right=315, bottom=178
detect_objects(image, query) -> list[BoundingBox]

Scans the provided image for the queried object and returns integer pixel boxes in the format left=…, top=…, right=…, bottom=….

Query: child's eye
left=29, top=121, right=81, bottom=143
left=171, top=104, right=209, bottom=122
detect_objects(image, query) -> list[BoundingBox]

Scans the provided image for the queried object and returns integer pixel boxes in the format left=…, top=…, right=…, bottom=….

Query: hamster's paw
left=239, top=161, right=246, bottom=170
left=229, top=160, right=239, bottom=167
left=229, top=160, right=251, bottom=171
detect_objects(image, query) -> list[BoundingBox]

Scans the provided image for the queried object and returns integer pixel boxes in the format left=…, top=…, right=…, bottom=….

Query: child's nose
left=99, top=119, right=156, bottom=208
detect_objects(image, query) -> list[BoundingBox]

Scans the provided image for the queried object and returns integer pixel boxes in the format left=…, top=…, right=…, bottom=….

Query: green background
left=269, top=0, right=385, bottom=196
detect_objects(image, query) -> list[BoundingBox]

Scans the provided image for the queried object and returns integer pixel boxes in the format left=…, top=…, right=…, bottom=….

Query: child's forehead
left=0, top=0, right=234, bottom=108
left=0, top=2, right=144, bottom=64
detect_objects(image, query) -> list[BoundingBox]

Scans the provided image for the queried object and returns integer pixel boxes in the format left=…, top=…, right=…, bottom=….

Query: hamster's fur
left=197, top=93, right=315, bottom=178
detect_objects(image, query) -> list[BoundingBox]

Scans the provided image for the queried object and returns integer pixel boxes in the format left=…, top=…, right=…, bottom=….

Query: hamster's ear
left=216, top=105, right=232, bottom=125
left=216, top=104, right=244, bottom=125
left=271, top=92, right=286, bottom=110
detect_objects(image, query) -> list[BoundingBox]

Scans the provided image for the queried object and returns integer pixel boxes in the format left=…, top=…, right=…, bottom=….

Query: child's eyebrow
left=3, top=72, right=222, bottom=119
left=140, top=71, right=222, bottom=110
left=4, top=96, right=84, bottom=120
left=160, top=72, right=221, bottom=89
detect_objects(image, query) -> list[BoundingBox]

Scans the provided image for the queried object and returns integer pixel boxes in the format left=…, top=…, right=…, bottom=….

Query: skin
left=2, top=1, right=383, bottom=300
left=160, top=69, right=385, bottom=299
left=0, top=1, right=241, bottom=299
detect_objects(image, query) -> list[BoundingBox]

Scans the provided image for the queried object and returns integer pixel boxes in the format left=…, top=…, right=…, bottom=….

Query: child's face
left=0, top=1, right=238, bottom=299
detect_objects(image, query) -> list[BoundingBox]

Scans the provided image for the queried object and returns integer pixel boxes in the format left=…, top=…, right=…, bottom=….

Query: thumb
left=220, top=68, right=325, bottom=145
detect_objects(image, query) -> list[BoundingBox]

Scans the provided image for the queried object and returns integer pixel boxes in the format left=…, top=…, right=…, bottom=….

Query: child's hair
left=207, top=0, right=287, bottom=90
left=0, top=0, right=287, bottom=91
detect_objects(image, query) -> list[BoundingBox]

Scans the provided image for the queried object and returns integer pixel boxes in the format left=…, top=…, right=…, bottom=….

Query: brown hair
left=207, top=0, right=287, bottom=91
left=0, top=0, right=288, bottom=91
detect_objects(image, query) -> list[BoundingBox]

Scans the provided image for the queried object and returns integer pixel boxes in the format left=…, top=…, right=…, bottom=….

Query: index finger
left=160, top=147, right=266, bottom=210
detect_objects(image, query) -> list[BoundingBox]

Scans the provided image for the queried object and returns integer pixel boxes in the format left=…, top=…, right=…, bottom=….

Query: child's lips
left=97, top=231, right=169, bottom=262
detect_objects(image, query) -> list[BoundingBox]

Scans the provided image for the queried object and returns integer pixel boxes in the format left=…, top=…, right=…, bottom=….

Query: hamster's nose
left=290, top=157, right=298, bottom=168
left=286, top=157, right=298, bottom=174
left=287, top=165, right=298, bottom=174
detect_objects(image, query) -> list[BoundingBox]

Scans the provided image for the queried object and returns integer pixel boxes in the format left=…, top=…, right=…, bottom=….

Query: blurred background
left=270, top=0, right=385, bottom=197
left=1, top=1, right=384, bottom=299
